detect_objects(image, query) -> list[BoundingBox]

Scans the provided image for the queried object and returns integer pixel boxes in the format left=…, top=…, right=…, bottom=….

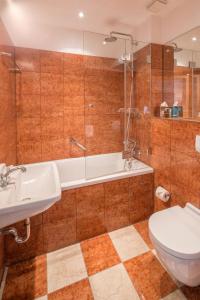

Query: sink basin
left=0, top=161, right=61, bottom=229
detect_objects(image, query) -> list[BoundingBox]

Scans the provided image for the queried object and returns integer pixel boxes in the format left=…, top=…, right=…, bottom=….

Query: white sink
left=0, top=161, right=61, bottom=229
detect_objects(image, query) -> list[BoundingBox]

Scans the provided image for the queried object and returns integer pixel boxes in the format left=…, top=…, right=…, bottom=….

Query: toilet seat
left=149, top=203, right=200, bottom=260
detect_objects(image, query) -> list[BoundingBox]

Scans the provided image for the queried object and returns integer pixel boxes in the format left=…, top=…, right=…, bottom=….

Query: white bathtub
left=55, top=152, right=153, bottom=191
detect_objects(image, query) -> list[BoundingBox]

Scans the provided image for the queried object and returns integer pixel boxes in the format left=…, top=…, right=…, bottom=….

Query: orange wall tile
left=15, top=47, right=124, bottom=163
left=133, top=44, right=200, bottom=213
left=129, top=174, right=154, bottom=223
left=76, top=184, right=105, bottom=241
left=151, top=118, right=200, bottom=212
left=0, top=45, right=16, bottom=165
left=151, top=44, right=174, bottom=114
left=174, top=66, right=192, bottom=118
left=0, top=26, right=17, bottom=279
left=129, top=45, right=151, bottom=165
left=104, top=179, right=130, bottom=231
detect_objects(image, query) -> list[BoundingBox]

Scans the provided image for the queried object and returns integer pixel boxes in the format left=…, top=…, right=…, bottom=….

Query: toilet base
left=150, top=234, right=200, bottom=287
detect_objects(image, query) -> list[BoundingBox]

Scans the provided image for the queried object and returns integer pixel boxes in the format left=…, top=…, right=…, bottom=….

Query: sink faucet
left=0, top=166, right=26, bottom=188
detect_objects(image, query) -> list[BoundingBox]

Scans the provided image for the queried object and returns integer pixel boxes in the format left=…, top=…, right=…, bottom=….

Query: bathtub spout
left=70, top=137, right=87, bottom=151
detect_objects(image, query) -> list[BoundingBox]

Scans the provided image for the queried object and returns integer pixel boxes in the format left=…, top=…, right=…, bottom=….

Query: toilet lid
left=149, top=205, right=200, bottom=259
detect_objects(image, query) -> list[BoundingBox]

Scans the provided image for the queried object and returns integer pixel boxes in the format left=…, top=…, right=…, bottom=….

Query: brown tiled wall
left=151, top=43, right=174, bottom=116
left=0, top=23, right=17, bottom=279
left=128, top=43, right=169, bottom=166
left=134, top=45, right=151, bottom=111
left=15, top=47, right=124, bottom=163
left=151, top=44, right=163, bottom=117
left=5, top=174, right=154, bottom=264
left=0, top=48, right=16, bottom=163
left=131, top=44, right=200, bottom=214
left=149, top=44, right=200, bottom=212
left=151, top=117, right=200, bottom=211
left=129, top=44, right=174, bottom=166
left=132, top=45, right=151, bottom=164
left=117, top=45, right=151, bottom=164
left=174, top=66, right=193, bottom=118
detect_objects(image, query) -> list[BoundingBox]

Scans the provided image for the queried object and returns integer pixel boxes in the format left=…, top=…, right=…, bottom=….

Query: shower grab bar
left=0, top=52, right=21, bottom=73
left=0, top=52, right=12, bottom=57
left=70, top=137, right=87, bottom=151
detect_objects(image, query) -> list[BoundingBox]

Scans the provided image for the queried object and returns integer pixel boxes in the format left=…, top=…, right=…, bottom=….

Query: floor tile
left=47, top=243, right=87, bottom=293
left=124, top=251, right=177, bottom=300
left=109, top=225, right=149, bottom=262
left=3, top=255, right=47, bottom=300
left=81, top=234, right=120, bottom=276
left=89, top=264, right=140, bottom=300
left=151, top=250, right=183, bottom=288
left=181, top=285, right=200, bottom=300
left=134, top=220, right=154, bottom=249
left=162, top=289, right=187, bottom=299
left=48, top=279, right=94, bottom=300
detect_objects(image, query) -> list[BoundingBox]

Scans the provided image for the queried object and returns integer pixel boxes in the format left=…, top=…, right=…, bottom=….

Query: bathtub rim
left=61, top=167, right=154, bottom=191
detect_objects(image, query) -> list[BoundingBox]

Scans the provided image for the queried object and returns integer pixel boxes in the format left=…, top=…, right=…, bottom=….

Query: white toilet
left=149, top=203, right=200, bottom=287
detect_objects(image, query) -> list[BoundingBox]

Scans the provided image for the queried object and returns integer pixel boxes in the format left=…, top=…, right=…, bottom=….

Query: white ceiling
left=0, top=0, right=190, bottom=55
left=0, top=0, right=186, bottom=35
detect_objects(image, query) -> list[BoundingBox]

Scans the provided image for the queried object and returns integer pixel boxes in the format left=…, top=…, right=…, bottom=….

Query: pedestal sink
left=0, top=161, right=61, bottom=229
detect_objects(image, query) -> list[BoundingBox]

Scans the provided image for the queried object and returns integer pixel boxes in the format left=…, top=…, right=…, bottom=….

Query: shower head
left=104, top=31, right=135, bottom=46
left=104, top=35, right=117, bottom=43
left=171, top=42, right=182, bottom=52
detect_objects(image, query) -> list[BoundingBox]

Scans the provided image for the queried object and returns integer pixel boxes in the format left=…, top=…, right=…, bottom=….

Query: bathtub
left=55, top=152, right=153, bottom=191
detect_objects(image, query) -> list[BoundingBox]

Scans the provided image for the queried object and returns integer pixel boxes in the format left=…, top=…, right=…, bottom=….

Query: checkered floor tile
left=2, top=221, right=198, bottom=300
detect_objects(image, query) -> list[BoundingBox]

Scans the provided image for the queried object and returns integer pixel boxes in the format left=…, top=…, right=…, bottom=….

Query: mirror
left=167, top=26, right=200, bottom=120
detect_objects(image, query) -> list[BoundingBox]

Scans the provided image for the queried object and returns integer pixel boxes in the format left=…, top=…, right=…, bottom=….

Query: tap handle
left=7, top=181, right=16, bottom=189
left=0, top=173, right=8, bottom=188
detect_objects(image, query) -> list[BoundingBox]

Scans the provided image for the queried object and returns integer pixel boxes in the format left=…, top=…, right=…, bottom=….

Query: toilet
left=149, top=203, right=200, bottom=287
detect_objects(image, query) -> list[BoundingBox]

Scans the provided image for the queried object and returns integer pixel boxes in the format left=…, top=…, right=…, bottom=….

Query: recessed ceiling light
left=102, top=41, right=107, bottom=45
left=78, top=11, right=84, bottom=18
left=192, top=36, right=197, bottom=41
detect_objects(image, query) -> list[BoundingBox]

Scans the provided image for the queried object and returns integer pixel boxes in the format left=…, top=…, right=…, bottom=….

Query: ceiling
left=0, top=0, right=189, bottom=54
left=0, top=0, right=186, bottom=35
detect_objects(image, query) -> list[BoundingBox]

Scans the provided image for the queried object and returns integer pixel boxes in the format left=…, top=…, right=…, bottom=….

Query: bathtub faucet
left=70, top=137, right=87, bottom=151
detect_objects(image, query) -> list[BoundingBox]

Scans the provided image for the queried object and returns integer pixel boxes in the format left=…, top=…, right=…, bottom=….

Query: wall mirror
left=167, top=26, right=200, bottom=120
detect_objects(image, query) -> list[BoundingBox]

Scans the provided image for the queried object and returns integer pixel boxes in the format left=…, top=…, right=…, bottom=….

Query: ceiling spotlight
left=192, top=37, right=197, bottom=41
left=102, top=41, right=107, bottom=45
left=78, top=11, right=84, bottom=18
